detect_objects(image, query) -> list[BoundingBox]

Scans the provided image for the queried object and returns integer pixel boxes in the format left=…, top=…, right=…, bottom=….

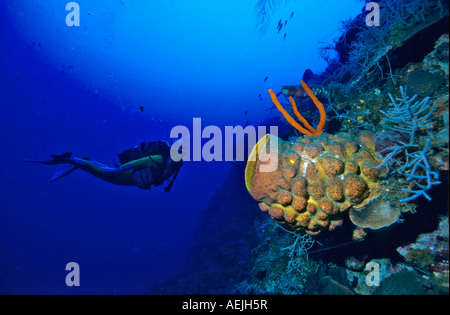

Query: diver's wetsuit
left=25, top=141, right=183, bottom=191
left=66, top=154, right=165, bottom=187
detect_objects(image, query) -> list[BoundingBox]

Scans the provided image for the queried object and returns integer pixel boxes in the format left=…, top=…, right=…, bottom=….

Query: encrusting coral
left=349, top=197, right=401, bottom=231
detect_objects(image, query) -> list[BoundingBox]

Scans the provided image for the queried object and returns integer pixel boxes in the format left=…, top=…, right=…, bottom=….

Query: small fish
left=284, top=20, right=287, bottom=27
left=278, top=19, right=282, bottom=26
left=244, top=110, right=248, bottom=115
left=88, top=12, right=92, bottom=16
left=258, top=94, right=261, bottom=98
left=284, top=33, right=286, bottom=39
left=244, top=120, right=249, bottom=126
left=281, top=84, right=329, bottom=99
left=264, top=76, right=268, bottom=82
left=265, top=106, right=275, bottom=113
left=140, top=106, right=144, bottom=112
left=290, top=12, right=294, bottom=19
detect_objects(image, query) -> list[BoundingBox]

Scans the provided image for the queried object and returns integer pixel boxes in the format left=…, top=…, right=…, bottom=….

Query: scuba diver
left=24, top=140, right=183, bottom=192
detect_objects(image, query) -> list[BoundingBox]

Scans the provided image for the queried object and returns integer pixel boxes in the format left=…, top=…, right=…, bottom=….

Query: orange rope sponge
left=300, top=80, right=326, bottom=134
left=268, top=80, right=326, bottom=136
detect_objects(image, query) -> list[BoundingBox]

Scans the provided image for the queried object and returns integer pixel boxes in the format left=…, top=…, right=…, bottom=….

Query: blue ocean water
left=0, top=0, right=364, bottom=294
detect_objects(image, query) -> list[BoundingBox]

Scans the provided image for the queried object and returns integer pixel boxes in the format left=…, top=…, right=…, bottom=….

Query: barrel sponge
left=245, top=132, right=383, bottom=235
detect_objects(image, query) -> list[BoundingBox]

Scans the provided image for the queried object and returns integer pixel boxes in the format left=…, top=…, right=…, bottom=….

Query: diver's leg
left=84, top=159, right=112, bottom=169
left=25, top=153, right=135, bottom=186
left=69, top=157, right=117, bottom=179
left=69, top=158, right=137, bottom=186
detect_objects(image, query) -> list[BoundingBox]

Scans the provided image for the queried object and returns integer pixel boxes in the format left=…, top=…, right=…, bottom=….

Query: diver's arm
left=164, top=167, right=181, bottom=192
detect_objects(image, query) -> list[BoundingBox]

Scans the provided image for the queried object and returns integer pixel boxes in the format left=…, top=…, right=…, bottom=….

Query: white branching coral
left=379, top=86, right=438, bottom=143
left=281, top=233, right=315, bottom=274
left=372, top=87, right=442, bottom=202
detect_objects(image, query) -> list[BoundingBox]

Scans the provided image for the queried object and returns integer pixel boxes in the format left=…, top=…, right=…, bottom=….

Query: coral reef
left=396, top=216, right=449, bottom=294
left=234, top=217, right=318, bottom=294
left=234, top=214, right=446, bottom=295
left=373, top=271, right=427, bottom=295
left=314, top=276, right=355, bottom=295
left=345, top=258, right=413, bottom=295
left=406, top=69, right=445, bottom=97
left=323, top=0, right=448, bottom=88
left=342, top=216, right=449, bottom=295
left=326, top=31, right=448, bottom=202
left=320, top=4, right=448, bottom=132
left=305, top=264, right=355, bottom=295
left=331, top=35, right=448, bottom=140
left=371, top=86, right=444, bottom=202
left=423, top=33, right=449, bottom=76
left=244, top=130, right=412, bottom=236
left=241, top=0, right=448, bottom=295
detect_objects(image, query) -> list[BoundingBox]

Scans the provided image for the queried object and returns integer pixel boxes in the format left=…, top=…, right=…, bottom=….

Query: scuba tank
left=118, top=141, right=170, bottom=165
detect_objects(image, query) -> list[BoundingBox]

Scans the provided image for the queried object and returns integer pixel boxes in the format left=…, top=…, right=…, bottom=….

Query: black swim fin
left=23, top=152, right=72, bottom=165
left=49, top=165, right=79, bottom=182
left=24, top=152, right=78, bottom=182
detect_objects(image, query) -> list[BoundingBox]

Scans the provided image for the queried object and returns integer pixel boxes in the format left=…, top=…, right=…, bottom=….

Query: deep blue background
left=0, top=0, right=362, bottom=294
